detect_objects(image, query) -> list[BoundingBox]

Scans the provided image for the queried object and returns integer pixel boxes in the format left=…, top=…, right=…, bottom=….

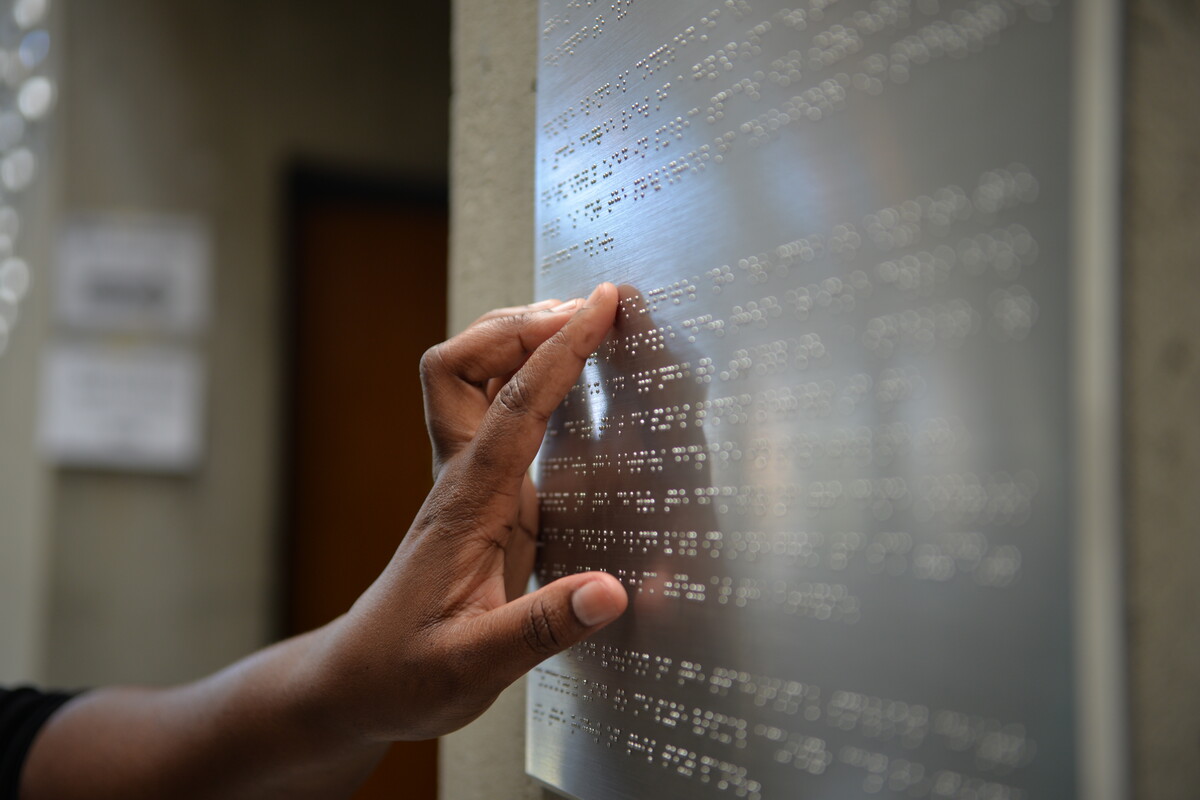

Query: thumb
left=463, top=574, right=628, bottom=688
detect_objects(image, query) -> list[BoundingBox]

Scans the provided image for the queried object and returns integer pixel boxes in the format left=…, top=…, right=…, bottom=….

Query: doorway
left=282, top=164, right=447, bottom=799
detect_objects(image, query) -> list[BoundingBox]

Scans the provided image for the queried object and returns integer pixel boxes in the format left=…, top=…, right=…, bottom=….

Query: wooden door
left=284, top=168, right=446, bottom=799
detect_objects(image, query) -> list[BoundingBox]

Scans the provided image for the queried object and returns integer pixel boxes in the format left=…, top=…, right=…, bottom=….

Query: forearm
left=21, top=628, right=387, bottom=800
left=18, top=288, right=628, bottom=797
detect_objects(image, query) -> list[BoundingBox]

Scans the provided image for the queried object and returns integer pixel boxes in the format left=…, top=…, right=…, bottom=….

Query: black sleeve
left=0, top=687, right=76, bottom=800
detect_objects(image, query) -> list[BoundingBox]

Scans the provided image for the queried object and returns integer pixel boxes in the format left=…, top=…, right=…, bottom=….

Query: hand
left=20, top=286, right=628, bottom=800
left=314, top=282, right=629, bottom=741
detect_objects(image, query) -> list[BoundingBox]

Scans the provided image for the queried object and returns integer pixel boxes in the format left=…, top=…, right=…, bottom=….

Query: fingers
left=423, top=299, right=584, bottom=393
left=470, top=298, right=560, bottom=327
left=468, top=282, right=619, bottom=481
left=421, top=297, right=588, bottom=463
left=460, top=572, right=628, bottom=687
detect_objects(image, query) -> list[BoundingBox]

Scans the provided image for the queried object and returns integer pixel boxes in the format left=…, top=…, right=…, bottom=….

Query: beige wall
left=0, top=124, right=55, bottom=681
left=0, top=311, right=51, bottom=678
left=443, top=0, right=543, bottom=798
left=444, top=1, right=1200, bottom=798
left=39, top=0, right=450, bottom=687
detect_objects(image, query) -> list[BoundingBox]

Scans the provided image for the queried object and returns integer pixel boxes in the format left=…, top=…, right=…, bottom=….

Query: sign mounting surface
left=528, top=2, right=1118, bottom=798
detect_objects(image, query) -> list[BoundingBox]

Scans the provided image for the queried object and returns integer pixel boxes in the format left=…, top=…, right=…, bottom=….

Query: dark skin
left=21, top=283, right=629, bottom=799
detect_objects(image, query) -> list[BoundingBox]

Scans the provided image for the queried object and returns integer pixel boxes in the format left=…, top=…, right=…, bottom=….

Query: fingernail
left=571, top=580, right=623, bottom=627
left=550, top=298, right=583, bottom=313
left=529, top=298, right=559, bottom=309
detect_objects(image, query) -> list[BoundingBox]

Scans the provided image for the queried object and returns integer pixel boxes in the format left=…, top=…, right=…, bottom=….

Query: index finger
left=468, top=282, right=619, bottom=482
left=470, top=297, right=561, bottom=327
left=423, top=298, right=584, bottom=392
left=420, top=298, right=588, bottom=465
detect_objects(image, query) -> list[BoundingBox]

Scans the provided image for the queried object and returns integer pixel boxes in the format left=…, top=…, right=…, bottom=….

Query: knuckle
left=545, top=326, right=571, bottom=352
left=419, top=344, right=447, bottom=385
left=522, top=599, right=566, bottom=657
left=494, top=372, right=551, bottom=424
left=470, top=309, right=498, bottom=327
left=492, top=312, right=539, bottom=356
left=545, top=324, right=588, bottom=360
left=565, top=328, right=599, bottom=361
left=495, top=374, right=531, bottom=416
left=472, top=304, right=523, bottom=327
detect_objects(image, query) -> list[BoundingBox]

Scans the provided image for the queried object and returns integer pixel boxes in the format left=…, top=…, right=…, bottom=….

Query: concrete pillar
left=0, top=3, right=59, bottom=685
left=444, top=1, right=544, bottom=798
left=0, top=168, right=54, bottom=683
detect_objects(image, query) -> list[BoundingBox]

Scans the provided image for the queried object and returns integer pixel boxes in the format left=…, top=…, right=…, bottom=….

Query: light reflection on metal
left=527, top=1, right=1120, bottom=799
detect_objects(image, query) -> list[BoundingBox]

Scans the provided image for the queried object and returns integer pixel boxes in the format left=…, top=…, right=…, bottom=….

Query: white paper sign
left=40, top=343, right=204, bottom=471
left=57, top=215, right=210, bottom=334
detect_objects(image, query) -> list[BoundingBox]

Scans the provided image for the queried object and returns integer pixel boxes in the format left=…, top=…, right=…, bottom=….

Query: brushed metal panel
left=528, top=2, right=1113, bottom=798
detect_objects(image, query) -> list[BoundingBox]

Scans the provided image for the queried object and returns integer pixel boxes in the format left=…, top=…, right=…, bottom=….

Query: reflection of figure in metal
left=534, top=282, right=764, bottom=692
left=2, top=285, right=627, bottom=799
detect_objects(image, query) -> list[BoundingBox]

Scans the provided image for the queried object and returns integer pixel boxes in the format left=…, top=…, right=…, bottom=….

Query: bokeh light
left=0, top=0, right=52, bottom=358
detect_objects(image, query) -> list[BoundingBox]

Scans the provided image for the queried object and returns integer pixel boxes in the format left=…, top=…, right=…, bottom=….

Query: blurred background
left=0, top=0, right=450, bottom=796
left=0, top=2, right=1197, bottom=800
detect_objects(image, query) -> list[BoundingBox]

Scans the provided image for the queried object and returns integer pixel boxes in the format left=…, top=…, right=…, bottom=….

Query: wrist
left=277, top=622, right=382, bottom=750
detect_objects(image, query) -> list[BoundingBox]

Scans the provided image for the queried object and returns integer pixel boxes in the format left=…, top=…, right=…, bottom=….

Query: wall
left=443, top=1, right=1200, bottom=799
left=41, top=0, right=450, bottom=687
left=443, top=0, right=542, bottom=798
left=0, top=123, right=55, bottom=680
left=1123, top=4, right=1200, bottom=799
